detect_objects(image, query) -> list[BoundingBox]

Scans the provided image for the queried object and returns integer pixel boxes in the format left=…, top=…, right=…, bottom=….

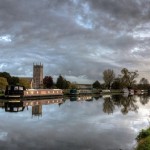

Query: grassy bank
left=136, top=128, right=150, bottom=150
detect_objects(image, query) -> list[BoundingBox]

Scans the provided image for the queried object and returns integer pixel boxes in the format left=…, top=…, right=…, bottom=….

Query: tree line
left=0, top=68, right=149, bottom=90
left=0, top=72, right=77, bottom=90
left=93, top=68, right=149, bottom=90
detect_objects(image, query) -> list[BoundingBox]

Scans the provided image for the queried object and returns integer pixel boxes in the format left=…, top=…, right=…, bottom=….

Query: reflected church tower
left=32, top=105, right=42, bottom=117
left=33, top=63, right=43, bottom=89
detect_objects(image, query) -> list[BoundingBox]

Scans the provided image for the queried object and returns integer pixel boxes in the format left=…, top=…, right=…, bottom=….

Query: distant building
left=33, top=63, right=43, bottom=89
left=76, top=84, right=92, bottom=90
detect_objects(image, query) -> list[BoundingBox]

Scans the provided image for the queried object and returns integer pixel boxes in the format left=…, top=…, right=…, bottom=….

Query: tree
left=19, top=78, right=31, bottom=89
left=70, top=82, right=77, bottom=89
left=111, top=78, right=123, bottom=89
left=0, top=77, right=8, bottom=90
left=139, top=78, right=149, bottom=85
left=64, top=80, right=71, bottom=89
left=0, top=72, right=11, bottom=83
left=56, top=75, right=64, bottom=89
left=138, top=78, right=149, bottom=89
left=56, top=75, right=72, bottom=89
left=103, top=69, right=115, bottom=89
left=120, top=68, right=138, bottom=88
left=9, top=76, right=19, bottom=85
left=93, top=81, right=101, bottom=89
left=43, top=76, right=54, bottom=88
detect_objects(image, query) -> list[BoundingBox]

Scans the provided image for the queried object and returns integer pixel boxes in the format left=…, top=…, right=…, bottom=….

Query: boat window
left=14, top=86, right=19, bottom=90
left=19, top=86, right=23, bottom=90
left=8, top=86, right=11, bottom=90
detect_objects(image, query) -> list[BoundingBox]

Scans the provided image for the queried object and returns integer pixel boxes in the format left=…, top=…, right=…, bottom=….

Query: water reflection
left=103, top=95, right=114, bottom=114
left=4, top=101, right=25, bottom=112
left=0, top=94, right=150, bottom=150
left=70, top=96, right=93, bottom=102
left=139, top=94, right=149, bottom=105
left=0, top=98, right=64, bottom=117
left=0, top=94, right=150, bottom=116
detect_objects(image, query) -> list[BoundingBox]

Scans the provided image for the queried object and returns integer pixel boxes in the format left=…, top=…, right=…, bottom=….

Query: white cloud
left=0, top=35, right=12, bottom=42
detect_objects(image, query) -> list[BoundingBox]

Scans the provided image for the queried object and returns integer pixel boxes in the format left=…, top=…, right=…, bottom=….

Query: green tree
left=103, top=69, right=115, bottom=89
left=9, top=76, right=19, bottom=85
left=93, top=80, right=101, bottom=89
left=0, top=72, right=11, bottom=83
left=56, top=75, right=64, bottom=89
left=70, top=82, right=77, bottom=89
left=56, top=75, right=72, bottom=89
left=43, top=76, right=53, bottom=88
left=0, top=77, right=8, bottom=90
left=19, top=78, right=31, bottom=89
left=65, top=81, right=71, bottom=89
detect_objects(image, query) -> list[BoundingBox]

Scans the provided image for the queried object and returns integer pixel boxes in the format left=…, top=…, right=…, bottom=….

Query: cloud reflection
left=0, top=95, right=150, bottom=149
left=0, top=131, right=8, bottom=141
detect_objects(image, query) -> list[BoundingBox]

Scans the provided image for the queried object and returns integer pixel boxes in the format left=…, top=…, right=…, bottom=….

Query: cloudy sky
left=0, top=0, right=150, bottom=83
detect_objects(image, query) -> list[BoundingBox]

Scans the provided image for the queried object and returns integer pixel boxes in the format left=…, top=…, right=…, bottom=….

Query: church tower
left=33, top=63, right=43, bottom=89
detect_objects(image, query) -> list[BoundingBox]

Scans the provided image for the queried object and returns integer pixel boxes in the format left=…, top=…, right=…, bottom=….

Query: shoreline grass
left=136, top=128, right=150, bottom=150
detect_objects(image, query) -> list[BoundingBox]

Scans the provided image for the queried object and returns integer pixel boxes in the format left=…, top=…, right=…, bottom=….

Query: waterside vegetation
left=136, top=128, right=150, bottom=150
left=0, top=68, right=150, bottom=95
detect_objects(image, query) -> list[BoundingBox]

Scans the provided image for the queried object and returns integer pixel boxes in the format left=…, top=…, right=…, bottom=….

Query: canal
left=0, top=94, right=150, bottom=150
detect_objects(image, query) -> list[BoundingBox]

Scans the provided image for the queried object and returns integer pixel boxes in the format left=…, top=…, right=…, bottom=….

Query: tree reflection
left=103, top=95, right=139, bottom=115
left=103, top=96, right=115, bottom=114
left=139, top=95, right=149, bottom=105
left=121, top=95, right=138, bottom=115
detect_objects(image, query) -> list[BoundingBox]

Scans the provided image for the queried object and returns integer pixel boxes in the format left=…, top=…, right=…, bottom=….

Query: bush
left=136, top=136, right=150, bottom=150
left=136, top=128, right=150, bottom=141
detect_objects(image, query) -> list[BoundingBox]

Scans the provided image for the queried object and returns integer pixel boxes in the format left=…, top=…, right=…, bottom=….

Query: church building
left=33, top=63, right=43, bottom=89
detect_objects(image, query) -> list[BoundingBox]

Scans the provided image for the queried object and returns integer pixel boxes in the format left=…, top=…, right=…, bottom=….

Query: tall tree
left=43, top=76, right=53, bottom=88
left=120, top=68, right=138, bottom=88
left=56, top=75, right=64, bottom=89
left=56, top=75, right=71, bottom=89
left=103, top=69, right=115, bottom=89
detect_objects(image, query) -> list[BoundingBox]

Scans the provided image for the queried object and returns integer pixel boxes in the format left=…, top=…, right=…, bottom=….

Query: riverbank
left=136, top=127, right=150, bottom=150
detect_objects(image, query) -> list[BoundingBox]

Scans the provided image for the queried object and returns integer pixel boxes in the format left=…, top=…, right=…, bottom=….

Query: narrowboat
left=4, top=85, right=63, bottom=98
left=5, top=85, right=25, bottom=98
left=23, top=89, right=63, bottom=98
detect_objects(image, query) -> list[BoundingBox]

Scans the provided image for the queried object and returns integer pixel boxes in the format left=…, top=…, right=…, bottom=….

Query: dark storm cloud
left=0, top=0, right=150, bottom=83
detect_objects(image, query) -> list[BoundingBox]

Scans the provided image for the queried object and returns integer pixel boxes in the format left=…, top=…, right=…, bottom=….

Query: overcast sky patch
left=0, top=0, right=150, bottom=83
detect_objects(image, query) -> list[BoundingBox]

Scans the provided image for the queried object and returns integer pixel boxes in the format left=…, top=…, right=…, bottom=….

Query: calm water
left=0, top=94, right=150, bottom=150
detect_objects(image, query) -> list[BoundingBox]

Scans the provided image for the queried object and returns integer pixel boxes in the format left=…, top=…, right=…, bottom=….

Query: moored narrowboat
left=4, top=85, right=63, bottom=98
